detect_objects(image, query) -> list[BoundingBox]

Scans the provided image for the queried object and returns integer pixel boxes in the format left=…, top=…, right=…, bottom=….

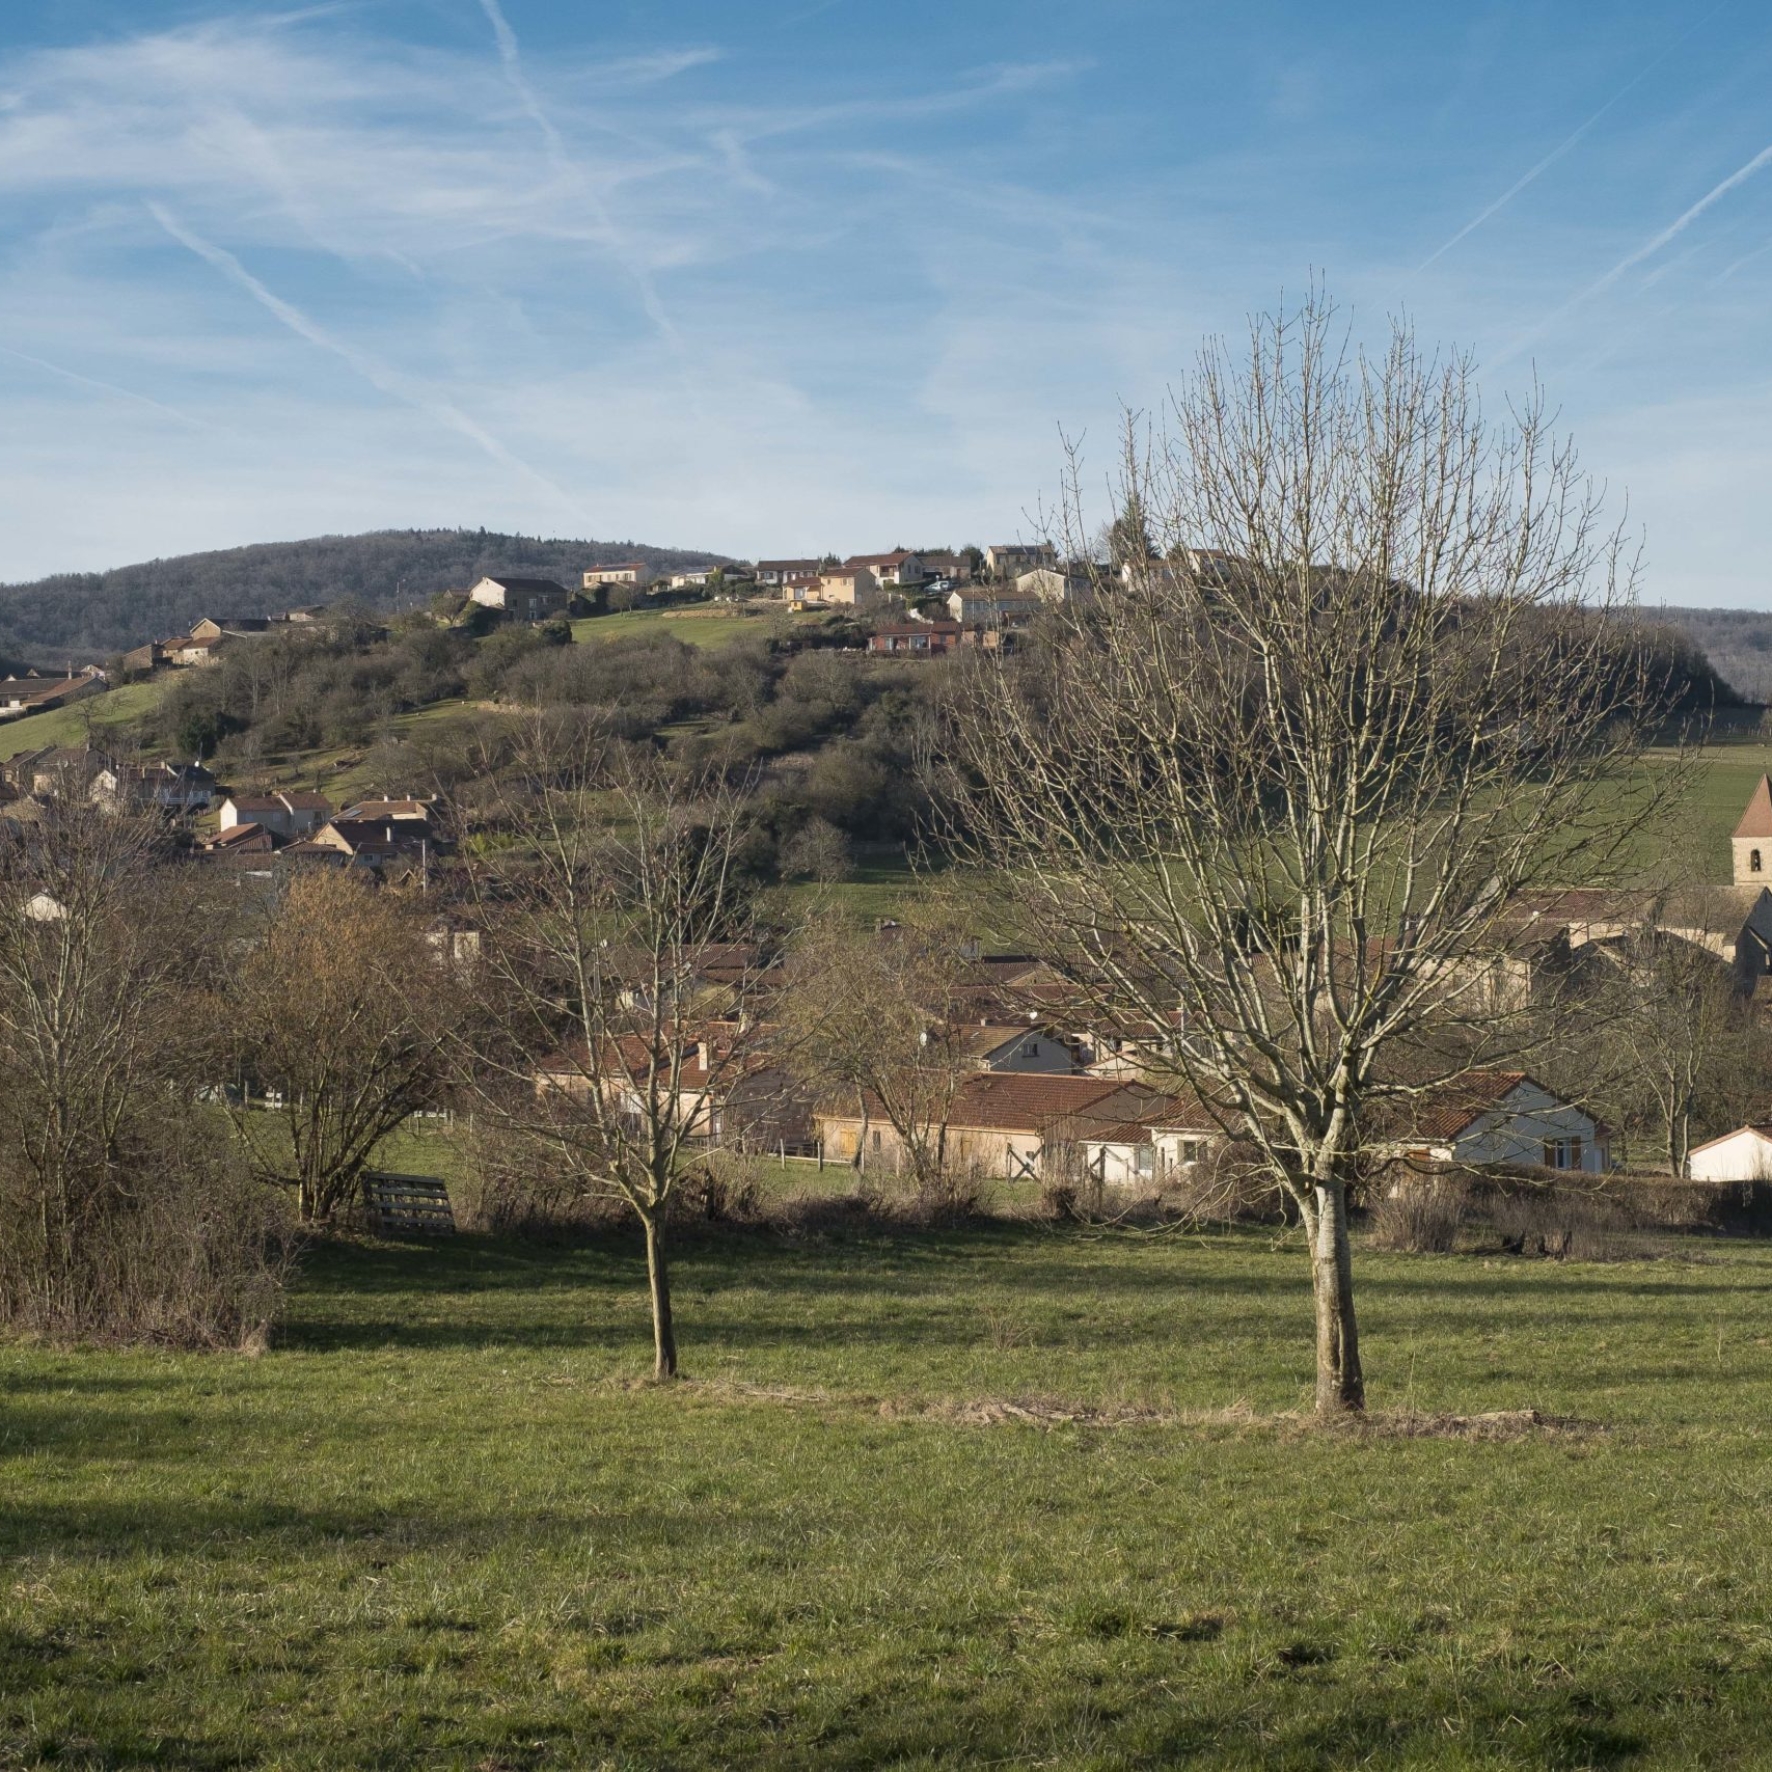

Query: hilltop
left=0, top=529, right=732, bottom=662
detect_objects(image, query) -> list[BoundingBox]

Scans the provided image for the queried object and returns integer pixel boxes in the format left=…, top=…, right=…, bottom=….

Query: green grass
left=0, top=679, right=170, bottom=761
left=570, top=603, right=811, bottom=650
left=7, top=1223, right=1772, bottom=1768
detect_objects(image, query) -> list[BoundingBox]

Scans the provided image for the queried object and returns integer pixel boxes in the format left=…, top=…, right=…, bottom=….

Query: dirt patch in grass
left=1330, top=1406, right=1596, bottom=1441
left=679, top=1381, right=1595, bottom=1441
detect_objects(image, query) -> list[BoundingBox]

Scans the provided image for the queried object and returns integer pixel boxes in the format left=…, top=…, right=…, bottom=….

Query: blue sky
left=2, top=1, right=1771, bottom=604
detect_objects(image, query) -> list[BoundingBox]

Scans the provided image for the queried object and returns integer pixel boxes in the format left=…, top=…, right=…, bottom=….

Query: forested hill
left=0, top=529, right=731, bottom=660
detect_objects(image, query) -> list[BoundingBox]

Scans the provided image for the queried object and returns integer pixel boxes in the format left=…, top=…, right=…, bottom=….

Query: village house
left=843, top=551, right=925, bottom=588
left=24, top=746, right=110, bottom=798
left=218, top=791, right=332, bottom=840
left=1079, top=1097, right=1223, bottom=1186
left=778, top=571, right=822, bottom=605
left=201, top=821, right=277, bottom=859
left=918, top=550, right=972, bottom=586
left=0, top=670, right=104, bottom=720
left=92, top=759, right=217, bottom=815
left=983, top=542, right=1056, bottom=579
left=162, top=632, right=229, bottom=667
left=1383, top=1071, right=1607, bottom=1174
left=1016, top=565, right=1096, bottom=604
left=957, top=1021, right=1078, bottom=1074
left=867, top=620, right=962, bottom=657
left=339, top=796, right=438, bottom=827
left=300, top=816, right=434, bottom=877
left=581, top=562, right=655, bottom=592
left=947, top=588, right=1040, bottom=633
left=755, top=558, right=821, bottom=588
left=1689, top=1124, right=1772, bottom=1182
left=816, top=1072, right=1176, bottom=1179
left=817, top=564, right=883, bottom=608
left=467, top=575, right=570, bottom=621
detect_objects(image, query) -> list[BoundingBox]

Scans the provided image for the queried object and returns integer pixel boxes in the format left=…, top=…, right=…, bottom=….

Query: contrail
left=147, top=200, right=579, bottom=509
left=0, top=342, right=215, bottom=430
left=1495, top=141, right=1772, bottom=365
left=474, top=0, right=693, bottom=373
left=1418, top=0, right=1735, bottom=273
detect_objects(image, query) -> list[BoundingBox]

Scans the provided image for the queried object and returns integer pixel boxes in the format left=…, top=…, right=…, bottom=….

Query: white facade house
left=468, top=576, right=570, bottom=620
left=960, top=1024, right=1076, bottom=1074
left=1392, top=1071, right=1607, bottom=1174
left=1688, top=1126, right=1772, bottom=1182
left=1015, top=566, right=1095, bottom=604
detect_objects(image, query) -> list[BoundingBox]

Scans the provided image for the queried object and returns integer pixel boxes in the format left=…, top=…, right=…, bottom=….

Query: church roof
left=1736, top=775, right=1772, bottom=840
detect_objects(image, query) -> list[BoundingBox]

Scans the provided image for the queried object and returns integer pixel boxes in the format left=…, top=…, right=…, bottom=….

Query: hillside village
left=4, top=532, right=1772, bottom=1192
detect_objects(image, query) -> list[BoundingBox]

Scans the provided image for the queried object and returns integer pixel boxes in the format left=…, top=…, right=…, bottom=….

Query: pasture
left=5, top=1222, right=1772, bottom=1768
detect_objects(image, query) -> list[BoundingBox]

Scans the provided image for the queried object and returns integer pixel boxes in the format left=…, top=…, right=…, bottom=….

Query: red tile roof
left=1736, top=775, right=1772, bottom=840
left=1412, top=1071, right=1531, bottom=1141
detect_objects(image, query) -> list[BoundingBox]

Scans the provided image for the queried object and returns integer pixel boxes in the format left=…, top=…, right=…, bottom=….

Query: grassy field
left=6, top=1222, right=1772, bottom=1768
left=570, top=603, right=811, bottom=650
left=0, top=679, right=170, bottom=761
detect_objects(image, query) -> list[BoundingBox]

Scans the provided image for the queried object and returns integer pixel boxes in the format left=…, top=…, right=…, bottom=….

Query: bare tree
left=462, top=718, right=763, bottom=1381
left=944, top=295, right=1684, bottom=1413
left=778, top=906, right=979, bottom=1188
left=0, top=805, right=286, bottom=1342
left=222, top=867, right=451, bottom=1222
left=1583, top=929, right=1759, bottom=1176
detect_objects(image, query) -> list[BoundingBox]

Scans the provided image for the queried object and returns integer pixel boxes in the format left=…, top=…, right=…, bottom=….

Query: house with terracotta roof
left=0, top=670, right=104, bottom=720
left=867, top=620, right=961, bottom=657
left=755, top=558, right=821, bottom=588
left=1079, top=1095, right=1223, bottom=1186
left=816, top=1072, right=1173, bottom=1178
left=843, top=551, right=925, bottom=587
left=218, top=791, right=333, bottom=841
left=816, top=564, right=884, bottom=608
left=1384, top=1071, right=1605, bottom=1173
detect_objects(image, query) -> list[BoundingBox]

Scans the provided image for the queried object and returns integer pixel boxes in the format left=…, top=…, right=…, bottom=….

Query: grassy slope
left=571, top=602, right=812, bottom=650
left=0, top=679, right=169, bottom=762
left=5, top=1226, right=1772, bottom=1769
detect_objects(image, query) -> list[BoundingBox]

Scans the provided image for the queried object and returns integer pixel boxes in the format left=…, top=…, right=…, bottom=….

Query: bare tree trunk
left=1310, top=1179, right=1364, bottom=1415
left=643, top=1214, right=679, bottom=1381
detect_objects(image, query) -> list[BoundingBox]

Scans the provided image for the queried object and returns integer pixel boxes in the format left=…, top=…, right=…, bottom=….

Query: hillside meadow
left=4, top=1222, right=1772, bottom=1769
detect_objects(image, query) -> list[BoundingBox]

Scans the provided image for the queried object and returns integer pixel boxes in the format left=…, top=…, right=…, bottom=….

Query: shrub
left=1369, top=1171, right=1470, bottom=1253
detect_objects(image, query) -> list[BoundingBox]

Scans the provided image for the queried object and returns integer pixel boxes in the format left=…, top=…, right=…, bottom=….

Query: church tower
left=1733, top=774, right=1772, bottom=885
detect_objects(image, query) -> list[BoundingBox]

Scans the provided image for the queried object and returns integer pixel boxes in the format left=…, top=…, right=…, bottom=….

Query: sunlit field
left=6, top=1223, right=1772, bottom=1769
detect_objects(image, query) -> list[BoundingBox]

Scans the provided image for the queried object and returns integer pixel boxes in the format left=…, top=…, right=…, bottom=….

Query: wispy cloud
left=1497, top=141, right=1772, bottom=364
left=474, top=0, right=691, bottom=373
left=1416, top=1, right=1737, bottom=274
left=146, top=199, right=579, bottom=509
left=0, top=340, right=216, bottom=429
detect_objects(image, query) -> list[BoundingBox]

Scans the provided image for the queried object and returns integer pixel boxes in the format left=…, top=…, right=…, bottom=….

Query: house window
left=1178, top=1140, right=1204, bottom=1166
left=1543, top=1136, right=1583, bottom=1171
left=1755, top=850, right=1764, bottom=874
left=870, top=1130, right=882, bottom=1153
left=1136, top=1143, right=1154, bottom=1178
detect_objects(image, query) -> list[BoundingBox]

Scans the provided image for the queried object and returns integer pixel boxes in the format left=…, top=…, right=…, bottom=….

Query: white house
left=1688, top=1125, right=1772, bottom=1182
left=468, top=576, right=570, bottom=620
left=218, top=791, right=333, bottom=840
left=1015, top=566, right=1096, bottom=604
left=947, top=589, right=1040, bottom=629
left=1391, top=1071, right=1607, bottom=1173
left=959, top=1023, right=1076, bottom=1074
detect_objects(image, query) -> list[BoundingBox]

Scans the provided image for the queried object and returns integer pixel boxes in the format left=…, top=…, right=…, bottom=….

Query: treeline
left=1647, top=607, right=1772, bottom=705
left=0, top=528, right=730, bottom=661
